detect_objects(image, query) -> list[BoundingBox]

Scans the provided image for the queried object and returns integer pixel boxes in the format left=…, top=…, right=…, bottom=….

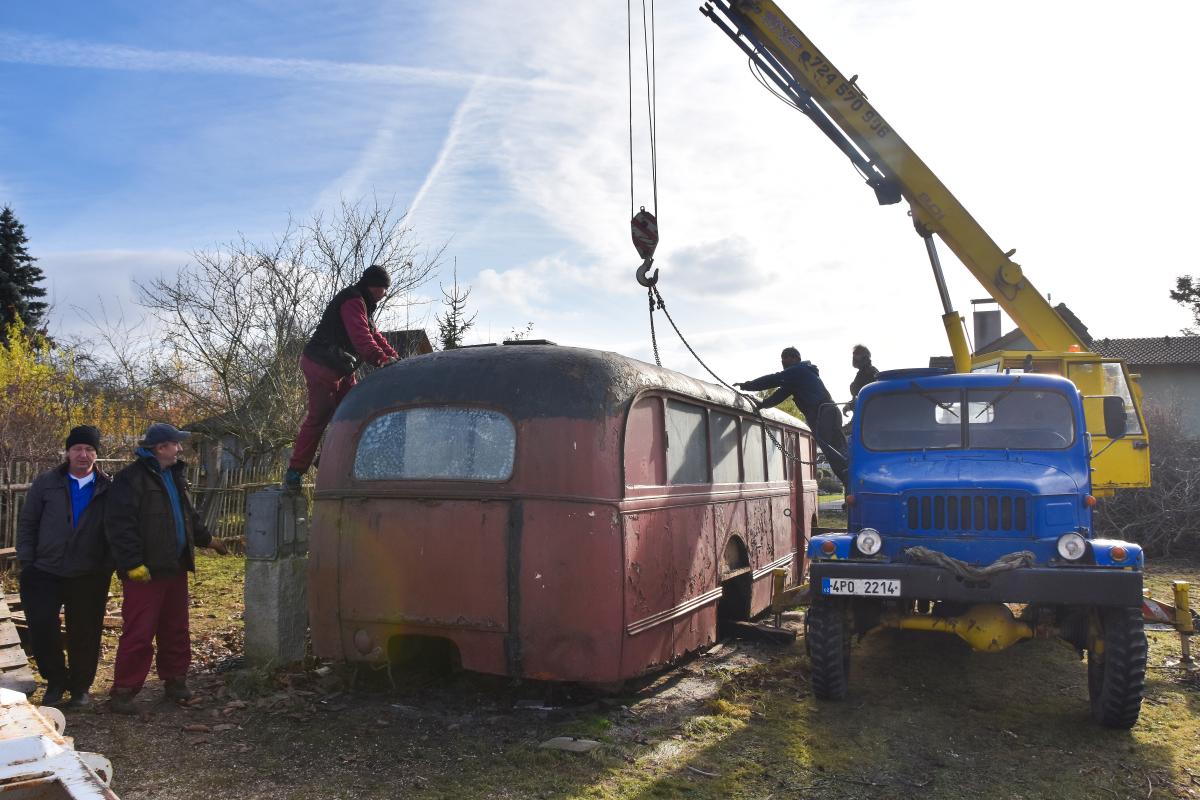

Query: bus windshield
left=862, top=388, right=1075, bottom=452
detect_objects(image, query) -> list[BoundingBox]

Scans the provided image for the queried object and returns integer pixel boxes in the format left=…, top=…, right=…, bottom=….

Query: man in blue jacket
left=736, top=347, right=849, bottom=484
left=104, top=423, right=227, bottom=714
left=17, top=425, right=114, bottom=708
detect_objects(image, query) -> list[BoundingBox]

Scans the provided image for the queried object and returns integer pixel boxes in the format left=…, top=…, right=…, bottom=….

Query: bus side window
left=666, top=400, right=711, bottom=485
left=742, top=420, right=766, bottom=482
left=765, top=426, right=786, bottom=481
left=624, top=396, right=666, bottom=486
left=709, top=411, right=740, bottom=484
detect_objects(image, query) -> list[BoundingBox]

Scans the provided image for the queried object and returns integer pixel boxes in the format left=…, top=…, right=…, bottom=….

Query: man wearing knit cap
left=104, top=422, right=228, bottom=714
left=17, top=425, right=114, bottom=708
left=284, top=264, right=400, bottom=491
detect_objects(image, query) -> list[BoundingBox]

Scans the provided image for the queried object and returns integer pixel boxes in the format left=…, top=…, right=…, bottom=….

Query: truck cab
left=806, top=369, right=1148, bottom=728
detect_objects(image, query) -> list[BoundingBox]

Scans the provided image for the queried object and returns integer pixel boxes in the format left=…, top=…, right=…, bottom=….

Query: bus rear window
left=354, top=407, right=516, bottom=481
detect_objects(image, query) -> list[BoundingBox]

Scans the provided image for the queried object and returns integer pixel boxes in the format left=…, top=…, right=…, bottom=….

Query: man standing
left=104, top=423, right=227, bottom=714
left=17, top=425, right=114, bottom=708
left=735, top=347, right=849, bottom=485
left=283, top=264, right=399, bottom=491
left=844, top=344, right=880, bottom=415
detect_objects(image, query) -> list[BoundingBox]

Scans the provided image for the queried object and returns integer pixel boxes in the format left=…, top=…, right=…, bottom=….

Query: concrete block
left=244, top=557, right=308, bottom=666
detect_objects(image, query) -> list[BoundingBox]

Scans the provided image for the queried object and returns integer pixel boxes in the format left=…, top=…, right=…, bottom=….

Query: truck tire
left=807, top=598, right=850, bottom=700
left=1087, top=606, right=1147, bottom=729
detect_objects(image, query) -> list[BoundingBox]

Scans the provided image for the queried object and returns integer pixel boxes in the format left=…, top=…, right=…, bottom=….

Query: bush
left=1094, top=402, right=1200, bottom=556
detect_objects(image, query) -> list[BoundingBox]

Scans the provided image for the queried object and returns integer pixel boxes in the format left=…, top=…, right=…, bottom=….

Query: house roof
left=1091, top=336, right=1200, bottom=366
left=381, top=329, right=433, bottom=358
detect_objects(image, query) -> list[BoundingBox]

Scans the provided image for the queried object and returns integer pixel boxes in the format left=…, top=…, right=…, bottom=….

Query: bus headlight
left=856, top=528, right=883, bottom=556
left=1056, top=532, right=1087, bottom=561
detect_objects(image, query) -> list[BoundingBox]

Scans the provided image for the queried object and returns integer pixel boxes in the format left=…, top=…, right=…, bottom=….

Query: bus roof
left=333, top=344, right=806, bottom=429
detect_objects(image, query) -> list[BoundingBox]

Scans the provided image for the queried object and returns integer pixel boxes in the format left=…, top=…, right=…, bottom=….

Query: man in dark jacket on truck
left=104, top=423, right=227, bottom=714
left=283, top=264, right=400, bottom=491
left=17, top=425, right=114, bottom=708
left=735, top=347, right=849, bottom=485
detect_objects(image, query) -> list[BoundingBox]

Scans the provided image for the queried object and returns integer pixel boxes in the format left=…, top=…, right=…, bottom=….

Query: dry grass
left=32, top=553, right=1200, bottom=799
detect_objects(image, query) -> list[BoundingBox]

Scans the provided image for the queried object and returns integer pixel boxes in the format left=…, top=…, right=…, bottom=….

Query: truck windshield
left=862, top=388, right=1075, bottom=451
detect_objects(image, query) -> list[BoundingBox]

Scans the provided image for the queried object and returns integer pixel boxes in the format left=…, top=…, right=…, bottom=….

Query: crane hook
left=631, top=208, right=660, bottom=288
left=636, top=257, right=659, bottom=288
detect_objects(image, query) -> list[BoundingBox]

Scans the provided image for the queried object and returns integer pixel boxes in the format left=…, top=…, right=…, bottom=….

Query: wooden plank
left=0, top=665, right=36, bottom=695
left=0, top=626, right=20, bottom=647
left=0, top=547, right=15, bottom=561
left=0, top=646, right=29, bottom=670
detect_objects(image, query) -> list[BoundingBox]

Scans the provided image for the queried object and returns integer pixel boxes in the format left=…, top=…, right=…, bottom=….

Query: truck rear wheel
left=1087, top=606, right=1147, bottom=729
left=806, top=597, right=850, bottom=700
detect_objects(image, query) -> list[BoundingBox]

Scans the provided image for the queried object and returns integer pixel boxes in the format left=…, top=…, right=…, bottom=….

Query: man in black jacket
left=735, top=347, right=849, bottom=485
left=104, top=423, right=227, bottom=714
left=17, top=425, right=114, bottom=708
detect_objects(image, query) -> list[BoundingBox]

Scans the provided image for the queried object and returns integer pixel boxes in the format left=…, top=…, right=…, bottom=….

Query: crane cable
left=628, top=0, right=660, bottom=288
left=625, top=2, right=837, bottom=470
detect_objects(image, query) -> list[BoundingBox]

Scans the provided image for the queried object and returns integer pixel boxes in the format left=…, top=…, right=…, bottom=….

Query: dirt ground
left=34, top=554, right=1200, bottom=799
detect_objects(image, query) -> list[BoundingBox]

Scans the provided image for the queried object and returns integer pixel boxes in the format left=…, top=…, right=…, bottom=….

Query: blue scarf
left=137, top=448, right=186, bottom=556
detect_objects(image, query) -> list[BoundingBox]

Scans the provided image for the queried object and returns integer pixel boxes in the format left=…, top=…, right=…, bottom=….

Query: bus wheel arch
left=717, top=535, right=752, bottom=636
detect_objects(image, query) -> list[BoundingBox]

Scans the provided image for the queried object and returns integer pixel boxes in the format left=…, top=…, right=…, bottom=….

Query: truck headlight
left=856, top=528, right=882, bottom=556
left=1056, top=532, right=1087, bottom=561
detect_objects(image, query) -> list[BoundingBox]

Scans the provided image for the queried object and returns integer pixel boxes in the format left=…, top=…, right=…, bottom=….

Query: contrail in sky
left=0, top=31, right=583, bottom=94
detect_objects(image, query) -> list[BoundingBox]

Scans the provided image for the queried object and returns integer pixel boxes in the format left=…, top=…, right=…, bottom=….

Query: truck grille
left=905, top=494, right=1028, bottom=533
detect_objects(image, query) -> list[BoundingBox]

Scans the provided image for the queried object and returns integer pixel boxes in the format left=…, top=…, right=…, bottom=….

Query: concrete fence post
left=243, top=488, right=309, bottom=666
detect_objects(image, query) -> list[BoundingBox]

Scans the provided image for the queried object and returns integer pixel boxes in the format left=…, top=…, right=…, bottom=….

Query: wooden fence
left=0, top=459, right=285, bottom=554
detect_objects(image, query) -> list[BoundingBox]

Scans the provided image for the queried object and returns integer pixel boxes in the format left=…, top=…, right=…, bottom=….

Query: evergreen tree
left=435, top=264, right=477, bottom=350
left=0, top=206, right=47, bottom=341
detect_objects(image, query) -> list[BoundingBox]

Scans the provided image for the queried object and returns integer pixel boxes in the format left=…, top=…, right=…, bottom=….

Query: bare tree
left=136, top=197, right=443, bottom=468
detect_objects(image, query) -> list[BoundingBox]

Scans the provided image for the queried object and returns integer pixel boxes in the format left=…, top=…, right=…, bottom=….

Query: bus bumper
left=809, top=561, right=1143, bottom=607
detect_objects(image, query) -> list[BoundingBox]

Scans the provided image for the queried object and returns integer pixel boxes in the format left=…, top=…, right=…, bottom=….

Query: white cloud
left=39, top=248, right=191, bottom=340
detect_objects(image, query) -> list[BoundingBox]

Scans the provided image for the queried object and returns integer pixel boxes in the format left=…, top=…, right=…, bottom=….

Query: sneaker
left=282, top=469, right=303, bottom=492
left=40, top=684, right=66, bottom=707
left=109, top=689, right=138, bottom=715
left=164, top=678, right=193, bottom=701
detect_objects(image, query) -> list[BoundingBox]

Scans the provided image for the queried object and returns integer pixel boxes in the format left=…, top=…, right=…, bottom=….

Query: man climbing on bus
left=283, top=265, right=400, bottom=492
left=735, top=347, right=849, bottom=485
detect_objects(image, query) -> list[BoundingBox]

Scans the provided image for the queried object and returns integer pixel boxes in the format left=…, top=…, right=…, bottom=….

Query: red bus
left=308, top=343, right=817, bottom=683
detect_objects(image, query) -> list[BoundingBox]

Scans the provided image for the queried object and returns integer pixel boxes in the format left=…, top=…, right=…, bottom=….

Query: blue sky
left=3, top=1, right=1198, bottom=399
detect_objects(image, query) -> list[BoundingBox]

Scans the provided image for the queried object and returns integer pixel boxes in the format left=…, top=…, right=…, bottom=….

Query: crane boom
left=702, top=0, right=1150, bottom=490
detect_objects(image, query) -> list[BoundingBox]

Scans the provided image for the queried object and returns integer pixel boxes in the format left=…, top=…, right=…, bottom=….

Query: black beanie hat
left=65, top=425, right=101, bottom=452
left=360, top=264, right=391, bottom=288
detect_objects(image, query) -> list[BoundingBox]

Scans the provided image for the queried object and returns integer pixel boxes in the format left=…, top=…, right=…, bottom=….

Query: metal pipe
left=924, top=236, right=954, bottom=315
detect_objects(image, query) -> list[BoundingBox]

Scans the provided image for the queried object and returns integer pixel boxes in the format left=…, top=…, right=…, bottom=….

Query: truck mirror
left=1103, top=396, right=1127, bottom=439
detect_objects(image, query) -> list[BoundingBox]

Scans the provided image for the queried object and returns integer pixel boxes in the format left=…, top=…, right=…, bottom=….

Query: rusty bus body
left=308, top=344, right=817, bottom=683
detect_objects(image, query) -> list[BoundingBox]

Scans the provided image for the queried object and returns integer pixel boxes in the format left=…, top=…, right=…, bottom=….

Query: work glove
left=127, top=565, right=151, bottom=583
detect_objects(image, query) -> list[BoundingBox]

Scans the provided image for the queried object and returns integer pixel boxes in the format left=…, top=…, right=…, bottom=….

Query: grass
left=50, top=552, right=1200, bottom=800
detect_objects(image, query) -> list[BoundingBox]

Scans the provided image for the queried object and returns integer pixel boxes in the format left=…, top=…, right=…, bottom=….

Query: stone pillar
left=243, top=488, right=309, bottom=666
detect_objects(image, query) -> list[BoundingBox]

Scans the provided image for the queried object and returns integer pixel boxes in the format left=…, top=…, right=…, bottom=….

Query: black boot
left=40, top=684, right=66, bottom=707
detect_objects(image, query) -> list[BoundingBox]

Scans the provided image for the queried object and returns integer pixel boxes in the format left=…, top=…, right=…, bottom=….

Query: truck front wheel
left=806, top=597, right=850, bottom=700
left=1087, top=606, right=1147, bottom=729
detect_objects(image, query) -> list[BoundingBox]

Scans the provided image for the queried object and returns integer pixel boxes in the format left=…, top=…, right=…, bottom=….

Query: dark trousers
left=288, top=354, right=356, bottom=472
left=813, top=405, right=850, bottom=485
left=112, top=572, right=191, bottom=693
left=18, top=566, right=112, bottom=692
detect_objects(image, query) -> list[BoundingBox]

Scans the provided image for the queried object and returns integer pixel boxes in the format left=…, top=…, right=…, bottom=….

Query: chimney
left=971, top=299, right=1001, bottom=352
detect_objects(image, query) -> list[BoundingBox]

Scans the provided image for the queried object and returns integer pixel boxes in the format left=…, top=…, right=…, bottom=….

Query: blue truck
left=806, top=369, right=1147, bottom=728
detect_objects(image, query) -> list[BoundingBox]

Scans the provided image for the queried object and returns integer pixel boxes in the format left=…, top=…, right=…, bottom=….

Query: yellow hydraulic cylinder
left=943, top=312, right=972, bottom=374
left=1174, top=581, right=1193, bottom=663
left=886, top=603, right=1033, bottom=652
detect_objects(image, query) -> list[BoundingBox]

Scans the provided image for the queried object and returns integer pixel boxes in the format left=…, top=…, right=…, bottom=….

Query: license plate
left=822, top=577, right=901, bottom=597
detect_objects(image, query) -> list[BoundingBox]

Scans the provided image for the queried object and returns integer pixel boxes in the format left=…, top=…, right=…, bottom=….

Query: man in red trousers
left=283, top=265, right=399, bottom=491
